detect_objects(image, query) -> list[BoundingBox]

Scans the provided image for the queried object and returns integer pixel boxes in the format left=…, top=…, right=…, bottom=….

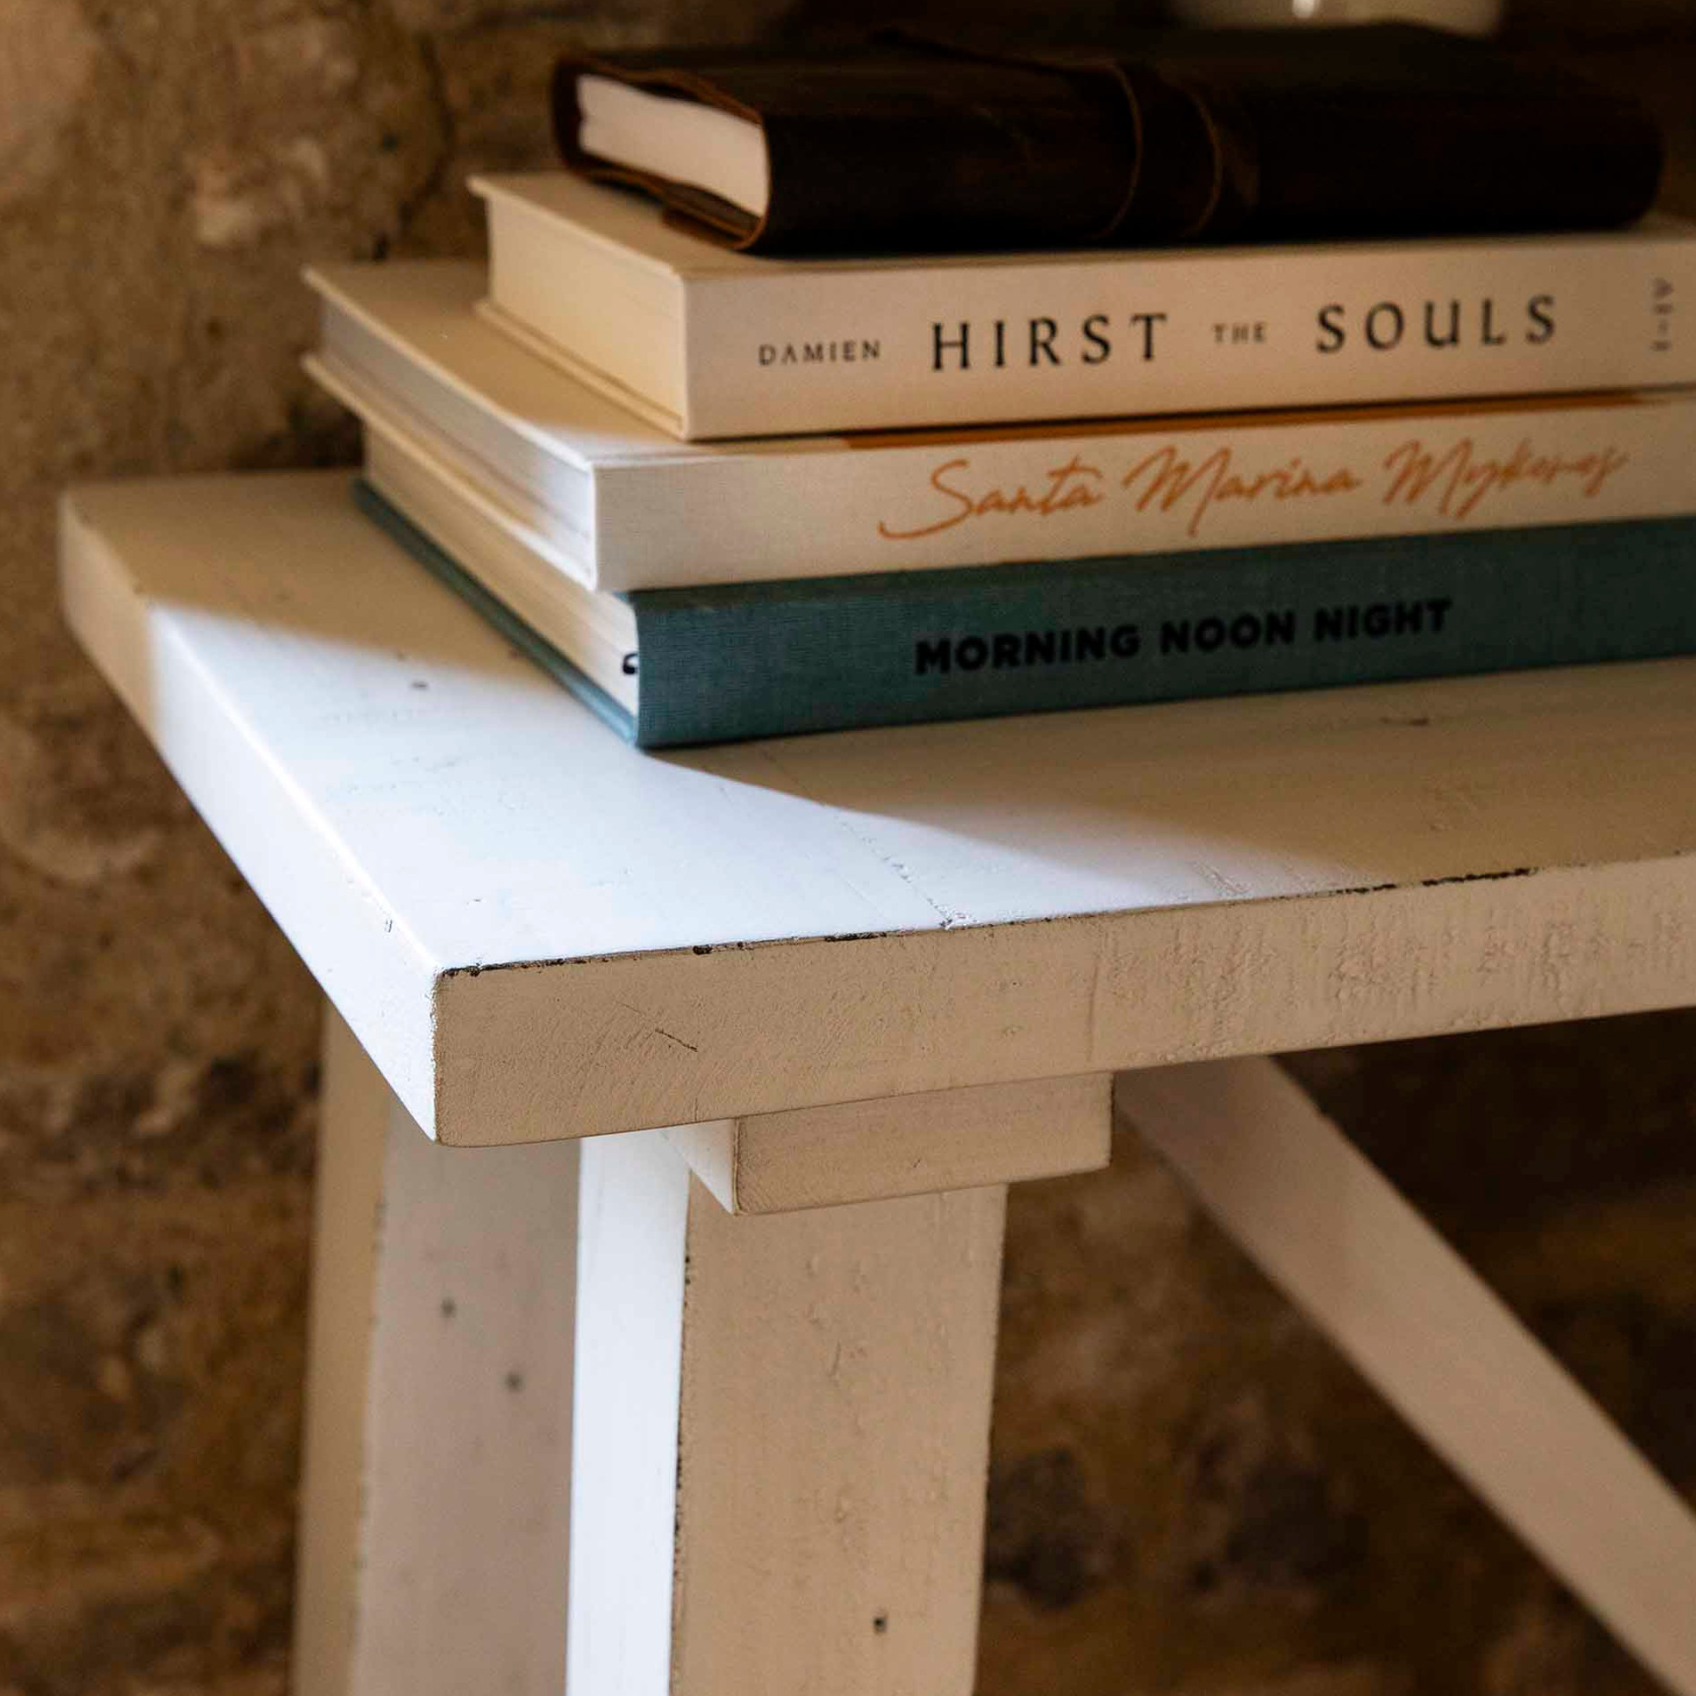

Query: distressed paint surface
left=62, top=476, right=1696, bottom=1144
left=296, top=1012, right=578, bottom=1696
left=665, top=1073, right=1110, bottom=1211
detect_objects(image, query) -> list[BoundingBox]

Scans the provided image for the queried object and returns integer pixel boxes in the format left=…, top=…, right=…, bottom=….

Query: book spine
left=596, top=391, right=1696, bottom=590
left=631, top=519, right=1696, bottom=747
left=680, top=235, right=1694, bottom=438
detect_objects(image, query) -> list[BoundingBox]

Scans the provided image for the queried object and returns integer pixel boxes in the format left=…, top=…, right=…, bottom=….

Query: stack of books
left=304, top=28, right=1696, bottom=748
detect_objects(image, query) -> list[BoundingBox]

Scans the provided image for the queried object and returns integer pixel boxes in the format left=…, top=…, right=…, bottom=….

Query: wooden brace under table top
left=297, top=1013, right=1696, bottom=1696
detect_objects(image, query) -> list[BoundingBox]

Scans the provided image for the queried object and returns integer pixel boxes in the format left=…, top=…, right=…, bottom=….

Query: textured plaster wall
left=1, top=4, right=1694, bottom=1694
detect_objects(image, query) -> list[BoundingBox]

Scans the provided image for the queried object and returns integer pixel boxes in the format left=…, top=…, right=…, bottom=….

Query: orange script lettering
left=1120, top=445, right=1365, bottom=539
left=872, top=433, right=1629, bottom=547
left=1381, top=436, right=1631, bottom=519
left=877, top=455, right=1107, bottom=541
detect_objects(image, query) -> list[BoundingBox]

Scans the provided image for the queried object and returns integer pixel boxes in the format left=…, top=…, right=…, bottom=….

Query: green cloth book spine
left=354, top=483, right=1696, bottom=749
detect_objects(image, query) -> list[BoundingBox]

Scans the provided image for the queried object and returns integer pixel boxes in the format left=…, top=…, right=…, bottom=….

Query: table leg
left=294, top=1008, right=580, bottom=1696
left=296, top=1011, right=1696, bottom=1693
left=296, top=1015, right=1086, bottom=1696
left=570, top=1126, right=1007, bottom=1696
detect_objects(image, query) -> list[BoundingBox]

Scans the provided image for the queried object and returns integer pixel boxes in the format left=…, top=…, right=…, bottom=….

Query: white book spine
left=595, top=392, right=1696, bottom=590
left=678, top=234, right=1693, bottom=438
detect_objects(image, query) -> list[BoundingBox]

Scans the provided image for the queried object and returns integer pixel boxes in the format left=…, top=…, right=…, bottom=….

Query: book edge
left=305, top=262, right=622, bottom=477
left=308, top=351, right=602, bottom=591
left=475, top=295, right=693, bottom=439
left=471, top=171, right=740, bottom=282
left=351, top=479, right=642, bottom=746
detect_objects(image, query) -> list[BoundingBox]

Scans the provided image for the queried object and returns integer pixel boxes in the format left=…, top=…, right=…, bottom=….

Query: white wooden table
left=61, top=471, right=1696, bottom=1696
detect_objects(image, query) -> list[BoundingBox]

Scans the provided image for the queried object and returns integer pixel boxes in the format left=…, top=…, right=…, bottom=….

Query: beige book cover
left=307, top=259, right=1696, bottom=595
left=472, top=172, right=1696, bottom=440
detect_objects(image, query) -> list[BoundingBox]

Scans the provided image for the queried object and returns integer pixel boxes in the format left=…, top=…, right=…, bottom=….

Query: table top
left=62, top=471, right=1696, bottom=1145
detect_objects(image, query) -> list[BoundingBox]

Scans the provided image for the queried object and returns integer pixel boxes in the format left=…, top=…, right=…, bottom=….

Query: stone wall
left=1, top=4, right=1693, bottom=1693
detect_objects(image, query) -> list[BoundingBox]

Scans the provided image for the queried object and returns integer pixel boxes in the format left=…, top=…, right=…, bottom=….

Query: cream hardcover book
left=344, top=413, right=1696, bottom=748
left=470, top=172, right=1696, bottom=441
left=306, top=259, right=1696, bottom=595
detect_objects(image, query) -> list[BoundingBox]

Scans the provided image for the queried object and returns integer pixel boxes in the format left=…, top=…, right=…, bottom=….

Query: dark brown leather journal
left=552, top=26, right=1663, bottom=255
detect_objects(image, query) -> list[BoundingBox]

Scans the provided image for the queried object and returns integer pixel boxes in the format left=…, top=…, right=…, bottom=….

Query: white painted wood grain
left=1119, top=1057, right=1696, bottom=1696
left=571, top=1130, right=1005, bottom=1696
left=567, top=1126, right=689, bottom=1696
left=59, top=482, right=443, bottom=1132
left=294, top=1008, right=578, bottom=1696
left=440, top=862, right=1696, bottom=1147
left=294, top=1006, right=389, bottom=1696
left=665, top=1073, right=1110, bottom=1211
left=62, top=474, right=1696, bottom=1144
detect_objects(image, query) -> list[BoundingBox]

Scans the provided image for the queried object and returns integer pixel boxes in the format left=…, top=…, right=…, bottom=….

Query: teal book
left=353, top=481, right=1696, bottom=749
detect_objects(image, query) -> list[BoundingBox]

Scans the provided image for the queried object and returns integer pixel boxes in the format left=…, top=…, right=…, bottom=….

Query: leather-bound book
left=552, top=26, right=1663, bottom=255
